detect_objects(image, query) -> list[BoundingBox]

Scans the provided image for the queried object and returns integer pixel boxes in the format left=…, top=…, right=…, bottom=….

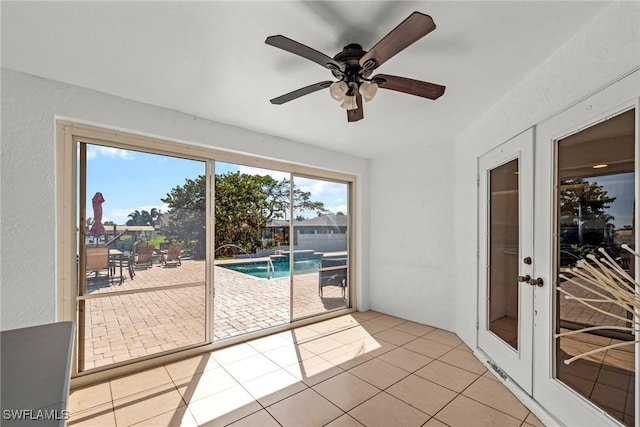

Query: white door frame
left=478, top=128, right=535, bottom=394
left=532, top=69, right=640, bottom=426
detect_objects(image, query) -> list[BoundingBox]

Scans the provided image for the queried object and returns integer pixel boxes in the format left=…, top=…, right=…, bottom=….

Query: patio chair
left=318, top=258, right=347, bottom=298
left=134, top=243, right=155, bottom=269
left=162, top=243, right=183, bottom=267
left=85, top=246, right=111, bottom=280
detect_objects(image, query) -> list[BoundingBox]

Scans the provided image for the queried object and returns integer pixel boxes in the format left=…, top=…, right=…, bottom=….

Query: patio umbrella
left=89, top=192, right=106, bottom=243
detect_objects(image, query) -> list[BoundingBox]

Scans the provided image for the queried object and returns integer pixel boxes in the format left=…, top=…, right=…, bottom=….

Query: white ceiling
left=1, top=1, right=610, bottom=158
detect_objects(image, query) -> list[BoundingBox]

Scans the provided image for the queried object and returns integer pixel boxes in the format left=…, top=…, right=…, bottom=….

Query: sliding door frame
left=56, top=121, right=358, bottom=387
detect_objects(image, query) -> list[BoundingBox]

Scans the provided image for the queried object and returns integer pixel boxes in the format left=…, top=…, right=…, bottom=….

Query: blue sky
left=84, top=145, right=348, bottom=225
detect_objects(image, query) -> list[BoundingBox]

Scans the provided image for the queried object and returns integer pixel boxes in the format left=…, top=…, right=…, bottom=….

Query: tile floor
left=69, top=311, right=545, bottom=427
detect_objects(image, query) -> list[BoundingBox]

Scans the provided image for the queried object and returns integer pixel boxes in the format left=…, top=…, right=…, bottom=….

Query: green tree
left=161, top=172, right=327, bottom=258
left=126, top=208, right=160, bottom=226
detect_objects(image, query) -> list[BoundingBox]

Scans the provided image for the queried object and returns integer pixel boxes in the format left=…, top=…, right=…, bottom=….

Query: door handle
left=529, top=277, right=544, bottom=287
left=517, top=275, right=531, bottom=283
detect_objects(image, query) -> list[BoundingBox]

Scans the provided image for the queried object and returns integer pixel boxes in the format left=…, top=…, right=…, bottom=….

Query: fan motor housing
left=332, top=44, right=369, bottom=80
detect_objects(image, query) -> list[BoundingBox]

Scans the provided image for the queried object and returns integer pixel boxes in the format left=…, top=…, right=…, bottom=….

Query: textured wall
left=0, top=69, right=370, bottom=330
left=369, top=144, right=455, bottom=330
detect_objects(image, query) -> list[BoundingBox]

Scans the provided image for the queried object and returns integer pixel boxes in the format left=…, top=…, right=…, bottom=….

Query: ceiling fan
left=265, top=11, right=445, bottom=122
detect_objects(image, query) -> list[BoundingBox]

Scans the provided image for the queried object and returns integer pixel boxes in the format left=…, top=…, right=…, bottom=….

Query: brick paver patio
left=82, top=259, right=348, bottom=370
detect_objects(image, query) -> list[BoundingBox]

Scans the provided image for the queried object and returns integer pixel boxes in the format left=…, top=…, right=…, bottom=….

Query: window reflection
left=556, top=109, right=635, bottom=426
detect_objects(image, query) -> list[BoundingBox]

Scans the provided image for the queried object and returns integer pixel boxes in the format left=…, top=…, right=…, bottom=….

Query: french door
left=479, top=69, right=639, bottom=426
left=478, top=129, right=535, bottom=394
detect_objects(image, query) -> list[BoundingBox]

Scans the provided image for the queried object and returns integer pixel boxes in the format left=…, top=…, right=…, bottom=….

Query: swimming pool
left=220, top=256, right=346, bottom=279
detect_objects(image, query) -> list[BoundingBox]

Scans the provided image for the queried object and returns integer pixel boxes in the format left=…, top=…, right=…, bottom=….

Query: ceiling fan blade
left=373, top=74, right=445, bottom=100
left=265, top=35, right=344, bottom=72
left=270, top=81, right=333, bottom=105
left=347, top=92, right=364, bottom=122
left=359, top=12, right=436, bottom=71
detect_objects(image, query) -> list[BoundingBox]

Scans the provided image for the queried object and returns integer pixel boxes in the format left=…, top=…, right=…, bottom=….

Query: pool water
left=220, top=257, right=346, bottom=279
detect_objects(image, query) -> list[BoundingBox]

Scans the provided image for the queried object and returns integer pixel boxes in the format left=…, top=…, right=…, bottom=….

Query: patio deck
left=83, top=260, right=347, bottom=370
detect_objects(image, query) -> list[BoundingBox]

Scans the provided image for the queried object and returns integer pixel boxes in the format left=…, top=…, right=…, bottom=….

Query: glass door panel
left=489, top=159, right=520, bottom=350
left=78, top=143, right=206, bottom=371
left=555, top=109, right=636, bottom=426
left=291, top=176, right=349, bottom=320
left=478, top=129, right=534, bottom=394
left=212, top=162, right=290, bottom=340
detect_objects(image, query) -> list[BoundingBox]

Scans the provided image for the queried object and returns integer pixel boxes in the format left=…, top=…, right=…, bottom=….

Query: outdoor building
left=1, top=2, right=639, bottom=427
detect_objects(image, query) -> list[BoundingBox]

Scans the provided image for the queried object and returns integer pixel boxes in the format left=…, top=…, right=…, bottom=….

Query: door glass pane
left=78, top=144, right=206, bottom=371
left=213, top=162, right=290, bottom=340
left=489, top=159, right=519, bottom=349
left=292, top=177, right=349, bottom=320
left=556, top=109, right=635, bottom=426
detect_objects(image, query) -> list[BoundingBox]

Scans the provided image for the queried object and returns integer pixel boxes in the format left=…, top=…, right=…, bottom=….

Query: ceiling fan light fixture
left=359, top=81, right=378, bottom=102
left=339, top=94, right=358, bottom=111
left=329, top=81, right=348, bottom=101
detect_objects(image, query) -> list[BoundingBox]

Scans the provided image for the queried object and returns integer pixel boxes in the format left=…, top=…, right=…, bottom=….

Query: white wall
left=0, top=69, right=370, bottom=330
left=369, top=144, right=455, bottom=330
left=452, top=1, right=640, bottom=346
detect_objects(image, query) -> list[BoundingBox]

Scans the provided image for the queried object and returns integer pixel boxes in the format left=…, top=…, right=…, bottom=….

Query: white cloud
left=86, top=146, right=134, bottom=160
left=236, top=165, right=290, bottom=181
left=105, top=204, right=168, bottom=225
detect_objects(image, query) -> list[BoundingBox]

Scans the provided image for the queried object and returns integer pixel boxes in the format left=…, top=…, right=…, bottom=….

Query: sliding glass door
left=77, top=142, right=208, bottom=371
left=291, top=176, right=350, bottom=320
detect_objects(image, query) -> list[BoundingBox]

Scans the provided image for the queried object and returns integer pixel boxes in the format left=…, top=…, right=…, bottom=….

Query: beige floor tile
left=386, top=374, right=457, bottom=416
left=210, top=343, right=260, bottom=366
left=438, top=348, right=487, bottom=375
left=348, top=391, right=430, bottom=427
left=188, top=384, right=261, bottom=427
left=68, top=381, right=112, bottom=413
left=456, top=342, right=473, bottom=353
left=300, top=336, right=344, bottom=355
left=423, top=329, right=463, bottom=347
left=313, top=371, right=381, bottom=411
left=112, top=383, right=185, bottom=426
left=320, top=344, right=374, bottom=370
left=110, top=366, right=173, bottom=399
left=415, top=360, right=479, bottom=393
left=263, top=343, right=315, bottom=367
left=360, top=336, right=398, bottom=357
left=462, top=377, right=529, bottom=420
left=331, top=326, right=374, bottom=345
left=482, top=369, right=501, bottom=382
left=604, top=348, right=635, bottom=372
left=524, top=411, right=545, bottom=427
left=131, top=407, right=198, bottom=427
left=373, top=328, right=417, bottom=346
left=164, top=354, right=219, bottom=382
left=286, top=355, right=344, bottom=386
left=175, top=366, right=239, bottom=403
left=348, top=358, right=410, bottom=389
left=247, top=334, right=292, bottom=353
left=368, top=314, right=408, bottom=328
left=358, top=320, right=390, bottom=335
left=402, top=337, right=453, bottom=359
left=242, top=368, right=307, bottom=407
left=392, top=321, right=435, bottom=337
left=423, top=417, right=448, bottom=427
left=290, top=326, right=323, bottom=343
left=266, top=388, right=343, bottom=427
left=378, top=347, right=433, bottom=372
left=227, top=409, right=280, bottom=427
left=437, top=395, right=521, bottom=427
left=350, top=311, right=383, bottom=322
left=325, top=413, right=365, bottom=427
left=224, top=353, right=281, bottom=383
left=68, top=403, right=116, bottom=427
